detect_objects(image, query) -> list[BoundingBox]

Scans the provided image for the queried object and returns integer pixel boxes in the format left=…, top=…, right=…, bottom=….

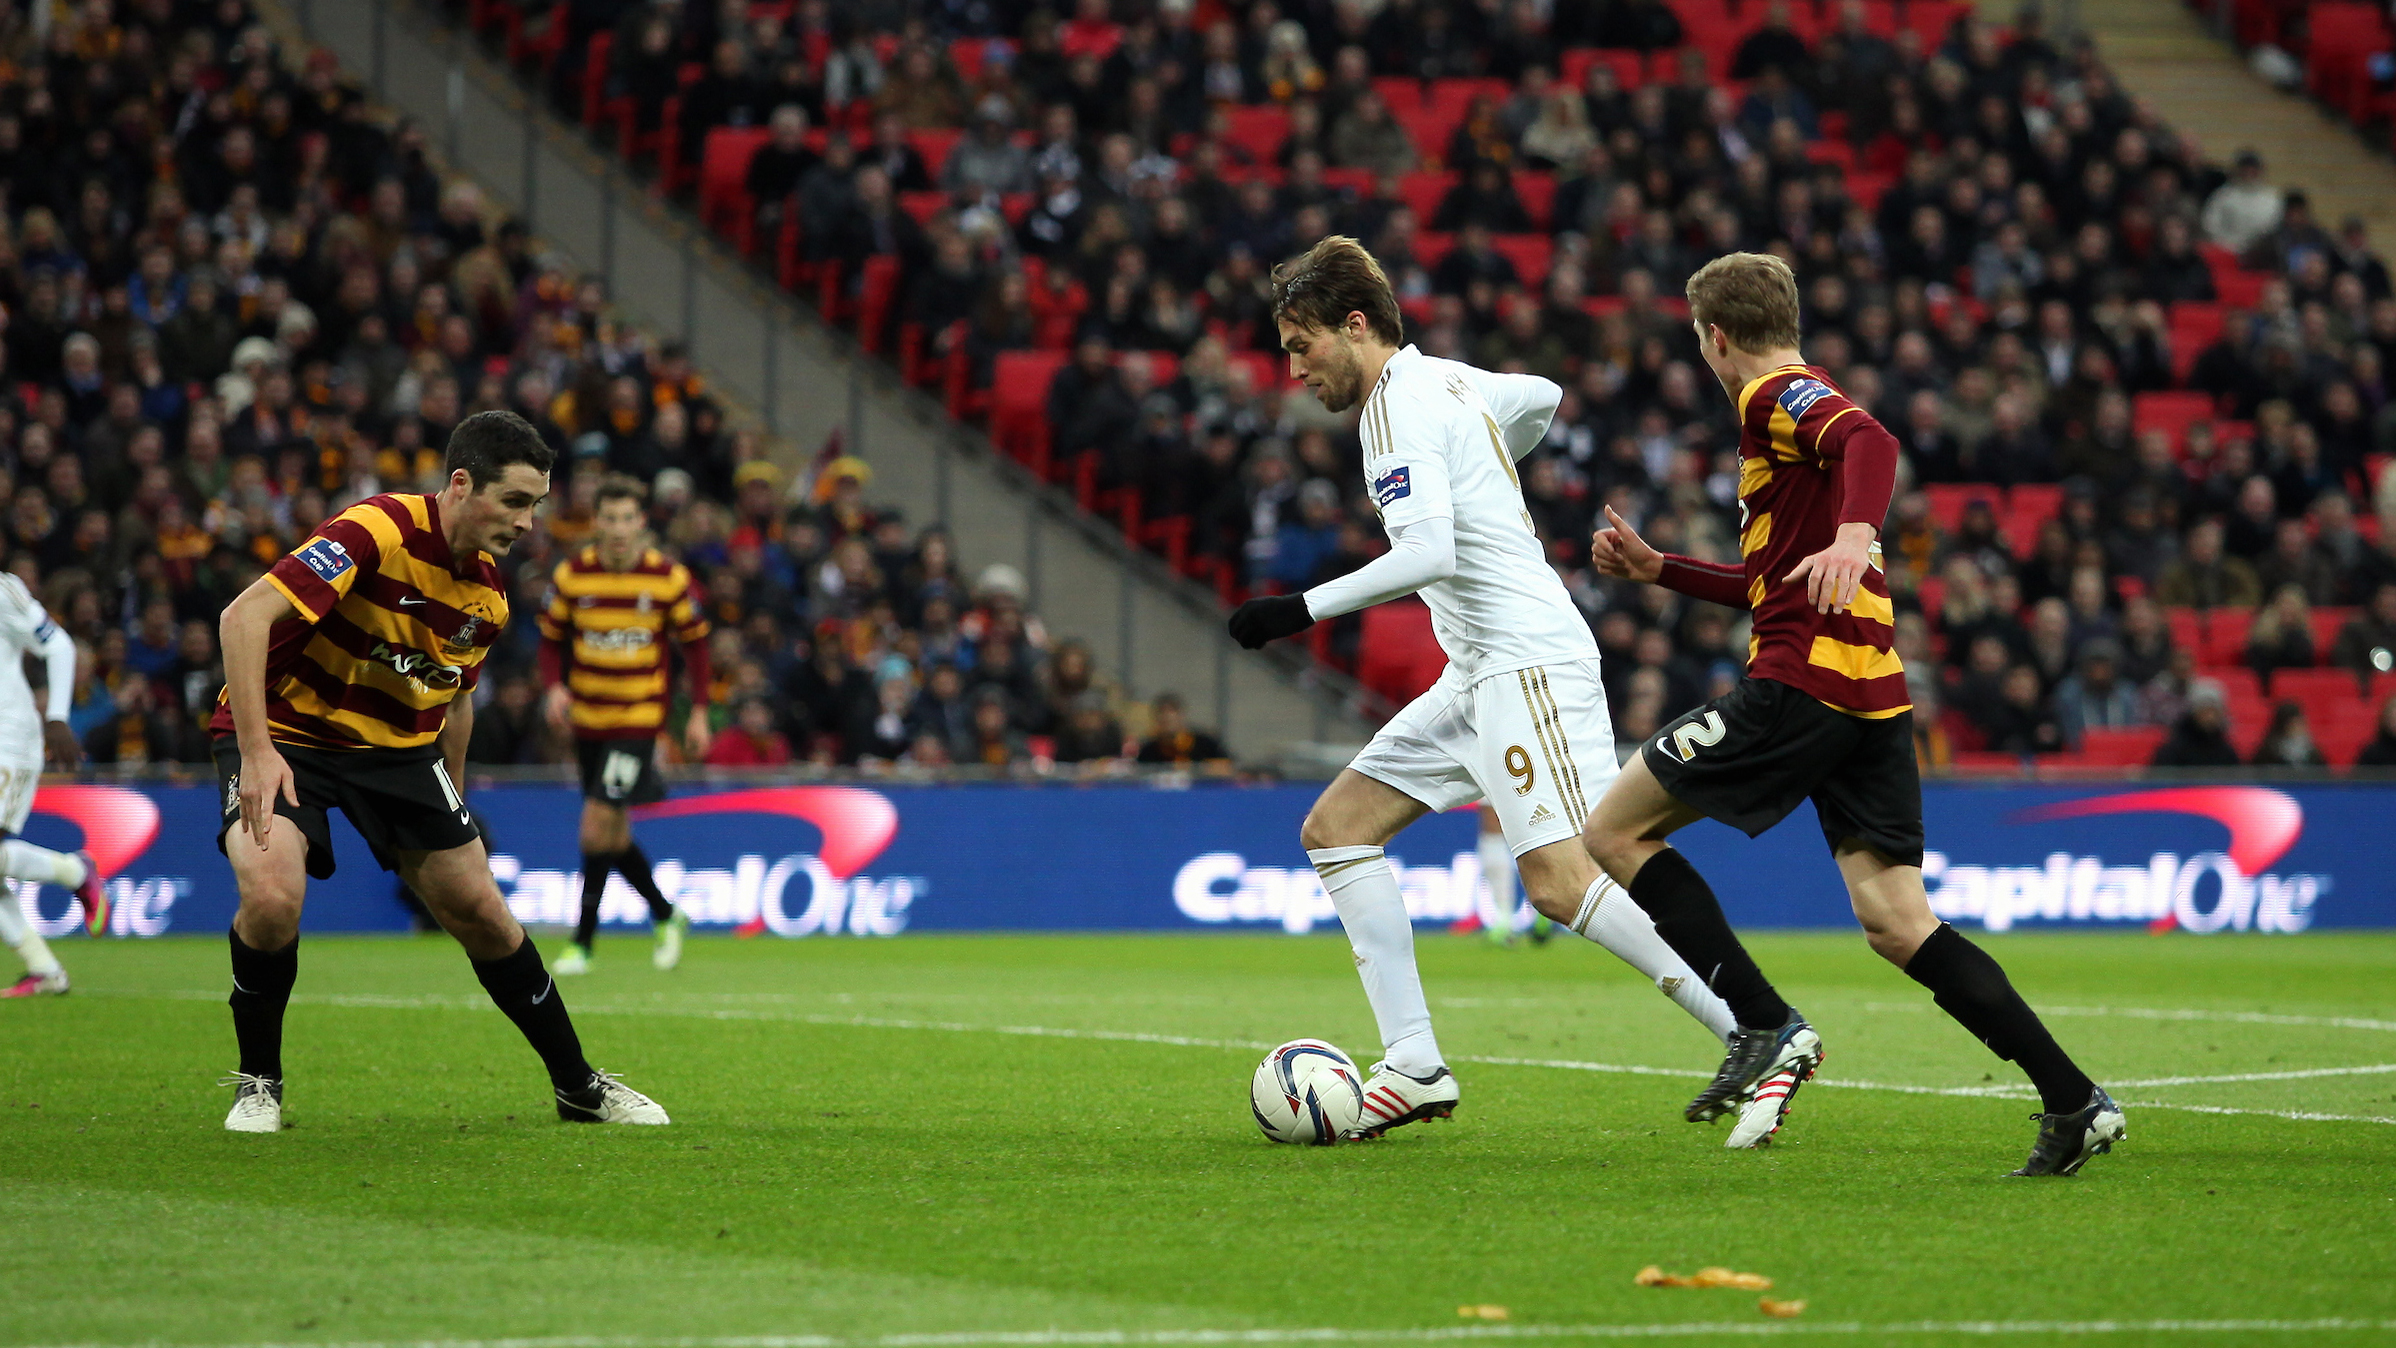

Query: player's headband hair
left=1686, top=251, right=1803, bottom=354
left=1271, top=236, right=1405, bottom=347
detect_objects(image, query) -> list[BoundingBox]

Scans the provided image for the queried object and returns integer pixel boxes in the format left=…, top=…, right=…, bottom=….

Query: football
left=1249, top=1038, right=1366, bottom=1145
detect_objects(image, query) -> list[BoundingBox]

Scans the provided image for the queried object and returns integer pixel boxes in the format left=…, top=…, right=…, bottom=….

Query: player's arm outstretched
left=1228, top=401, right=1460, bottom=649
left=1591, top=505, right=1751, bottom=609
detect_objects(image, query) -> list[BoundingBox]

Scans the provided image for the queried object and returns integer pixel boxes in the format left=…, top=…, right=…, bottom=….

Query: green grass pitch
left=4, top=930, right=2393, bottom=1347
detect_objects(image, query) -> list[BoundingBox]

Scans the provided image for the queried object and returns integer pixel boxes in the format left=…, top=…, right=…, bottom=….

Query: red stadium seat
left=2132, top=390, right=2216, bottom=449
left=2308, top=607, right=2357, bottom=654
left=2271, top=667, right=2366, bottom=704
left=991, top=351, right=1070, bottom=470
left=2201, top=611, right=2255, bottom=666
left=898, top=191, right=946, bottom=225
left=1512, top=170, right=1556, bottom=230
left=2315, top=702, right=2378, bottom=764
left=1489, top=233, right=1553, bottom=286
left=2007, top=483, right=2064, bottom=528
left=1922, top=483, right=2002, bottom=531
left=698, top=127, right=772, bottom=246
left=2206, top=664, right=2264, bottom=705
left=1220, top=105, right=1292, bottom=164
left=1357, top=599, right=1445, bottom=706
left=1559, top=48, right=1646, bottom=90
left=2076, top=726, right=2168, bottom=766
left=905, top=128, right=964, bottom=179
left=2164, top=605, right=2205, bottom=656
left=1902, top=0, right=1961, bottom=49
left=1399, top=171, right=1456, bottom=223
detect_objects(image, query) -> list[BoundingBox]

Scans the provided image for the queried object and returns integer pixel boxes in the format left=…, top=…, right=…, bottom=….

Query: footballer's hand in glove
left=1228, top=594, right=1316, bottom=649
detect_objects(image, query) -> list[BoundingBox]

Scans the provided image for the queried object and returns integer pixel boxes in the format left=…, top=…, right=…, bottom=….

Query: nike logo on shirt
left=397, top=596, right=427, bottom=607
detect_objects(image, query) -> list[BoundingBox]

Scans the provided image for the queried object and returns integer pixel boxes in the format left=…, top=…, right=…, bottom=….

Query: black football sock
left=617, top=842, right=676, bottom=922
left=471, top=937, right=594, bottom=1091
left=1904, top=922, right=2095, bottom=1114
left=228, top=927, right=298, bottom=1080
left=1625, top=848, right=1792, bottom=1031
left=573, top=852, right=607, bottom=950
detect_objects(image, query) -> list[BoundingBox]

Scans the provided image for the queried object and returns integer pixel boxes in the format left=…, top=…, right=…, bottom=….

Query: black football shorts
left=1640, top=676, right=1926, bottom=867
left=213, top=738, right=482, bottom=878
left=575, top=736, right=668, bottom=806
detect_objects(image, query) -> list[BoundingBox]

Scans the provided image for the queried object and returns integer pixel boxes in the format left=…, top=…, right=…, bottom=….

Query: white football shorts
left=0, top=753, right=42, bottom=835
left=1348, top=657, right=1618, bottom=858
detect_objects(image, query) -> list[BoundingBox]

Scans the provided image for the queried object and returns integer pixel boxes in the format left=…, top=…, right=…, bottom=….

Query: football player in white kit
left=1231, top=238, right=1794, bottom=1147
left=0, top=573, right=108, bottom=996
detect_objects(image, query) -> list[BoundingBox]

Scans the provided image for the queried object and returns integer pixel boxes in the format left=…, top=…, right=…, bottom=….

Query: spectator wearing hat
left=2151, top=679, right=2242, bottom=768
left=2202, top=150, right=2283, bottom=253
left=2051, top=639, right=2142, bottom=746
left=946, top=97, right=1034, bottom=197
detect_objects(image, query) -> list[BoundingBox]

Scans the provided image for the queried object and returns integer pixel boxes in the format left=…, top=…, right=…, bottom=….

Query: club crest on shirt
left=444, top=611, right=489, bottom=655
left=296, top=537, right=353, bottom=582
left=1777, top=378, right=1834, bottom=420
left=1372, top=466, right=1411, bottom=507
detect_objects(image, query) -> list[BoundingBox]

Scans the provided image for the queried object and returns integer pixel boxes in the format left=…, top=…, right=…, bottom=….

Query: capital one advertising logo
left=1173, top=850, right=1497, bottom=932
left=8, top=785, right=184, bottom=937
left=1922, top=787, right=2327, bottom=934
left=491, top=787, right=923, bottom=937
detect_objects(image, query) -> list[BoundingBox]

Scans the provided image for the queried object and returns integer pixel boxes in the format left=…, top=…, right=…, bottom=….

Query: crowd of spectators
left=571, top=0, right=2396, bottom=766
left=0, top=0, right=1231, bottom=777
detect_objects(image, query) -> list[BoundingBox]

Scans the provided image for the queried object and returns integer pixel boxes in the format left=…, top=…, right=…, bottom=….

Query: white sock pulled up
left=1310, top=845, right=1443, bottom=1075
left=1476, top=829, right=1519, bottom=934
left=0, top=884, right=61, bottom=977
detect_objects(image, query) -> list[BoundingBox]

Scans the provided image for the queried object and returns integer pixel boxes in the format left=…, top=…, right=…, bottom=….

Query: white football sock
left=0, top=840, right=86, bottom=890
left=1310, top=845, right=1443, bottom=1075
left=1571, top=875, right=1736, bottom=1043
left=1477, top=829, right=1519, bottom=934
left=0, top=884, right=60, bottom=977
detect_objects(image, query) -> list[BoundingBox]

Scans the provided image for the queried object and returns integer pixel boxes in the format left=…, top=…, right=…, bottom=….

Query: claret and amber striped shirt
left=535, top=546, right=711, bottom=740
left=1652, top=365, right=1910, bottom=719
left=211, top=493, right=505, bottom=750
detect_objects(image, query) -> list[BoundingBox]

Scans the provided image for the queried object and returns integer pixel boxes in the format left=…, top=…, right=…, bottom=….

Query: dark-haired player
left=1228, top=237, right=1747, bottom=1141
left=1581, top=252, right=2121, bottom=1174
left=211, top=411, right=668, bottom=1132
left=538, top=477, right=711, bottom=975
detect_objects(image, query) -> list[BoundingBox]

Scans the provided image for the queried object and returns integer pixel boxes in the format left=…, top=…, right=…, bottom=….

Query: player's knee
left=233, top=884, right=303, bottom=942
left=1297, top=807, right=1348, bottom=853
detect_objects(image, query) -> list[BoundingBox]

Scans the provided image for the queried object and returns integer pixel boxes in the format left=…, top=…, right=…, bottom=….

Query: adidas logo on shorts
left=1527, top=804, right=1556, bottom=825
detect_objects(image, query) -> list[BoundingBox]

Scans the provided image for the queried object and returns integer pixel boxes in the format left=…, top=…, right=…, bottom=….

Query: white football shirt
left=0, top=574, right=71, bottom=762
left=1350, top=345, right=1593, bottom=683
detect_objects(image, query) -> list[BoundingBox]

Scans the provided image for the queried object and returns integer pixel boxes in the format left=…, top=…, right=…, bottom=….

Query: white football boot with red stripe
left=1346, top=1062, right=1460, bottom=1139
left=1723, top=1054, right=1820, bottom=1149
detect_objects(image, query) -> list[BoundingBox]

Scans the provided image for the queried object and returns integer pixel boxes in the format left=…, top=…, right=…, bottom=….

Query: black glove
left=1228, top=593, right=1316, bottom=649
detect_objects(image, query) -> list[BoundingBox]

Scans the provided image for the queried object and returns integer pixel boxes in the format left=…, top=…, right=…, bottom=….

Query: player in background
left=1581, top=253, right=2122, bottom=1174
left=0, top=575, right=109, bottom=996
left=1474, top=806, right=1519, bottom=945
left=212, top=411, right=667, bottom=1132
left=537, top=477, right=712, bottom=975
left=1228, top=237, right=1754, bottom=1142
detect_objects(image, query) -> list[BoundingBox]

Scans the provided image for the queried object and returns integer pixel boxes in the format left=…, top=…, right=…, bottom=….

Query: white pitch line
left=23, top=1318, right=2396, bottom=1348
left=87, top=989, right=2396, bottom=1127
left=2108, top=1063, right=2396, bottom=1088
left=1866, top=1003, right=2396, bottom=1034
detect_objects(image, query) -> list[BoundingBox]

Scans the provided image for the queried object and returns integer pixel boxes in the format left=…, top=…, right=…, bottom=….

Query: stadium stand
left=0, top=0, right=1213, bottom=778
left=448, top=0, right=2396, bottom=770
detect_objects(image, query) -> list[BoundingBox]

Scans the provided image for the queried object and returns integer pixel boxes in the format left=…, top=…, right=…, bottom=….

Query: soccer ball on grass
left=1249, top=1038, right=1365, bottom=1145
